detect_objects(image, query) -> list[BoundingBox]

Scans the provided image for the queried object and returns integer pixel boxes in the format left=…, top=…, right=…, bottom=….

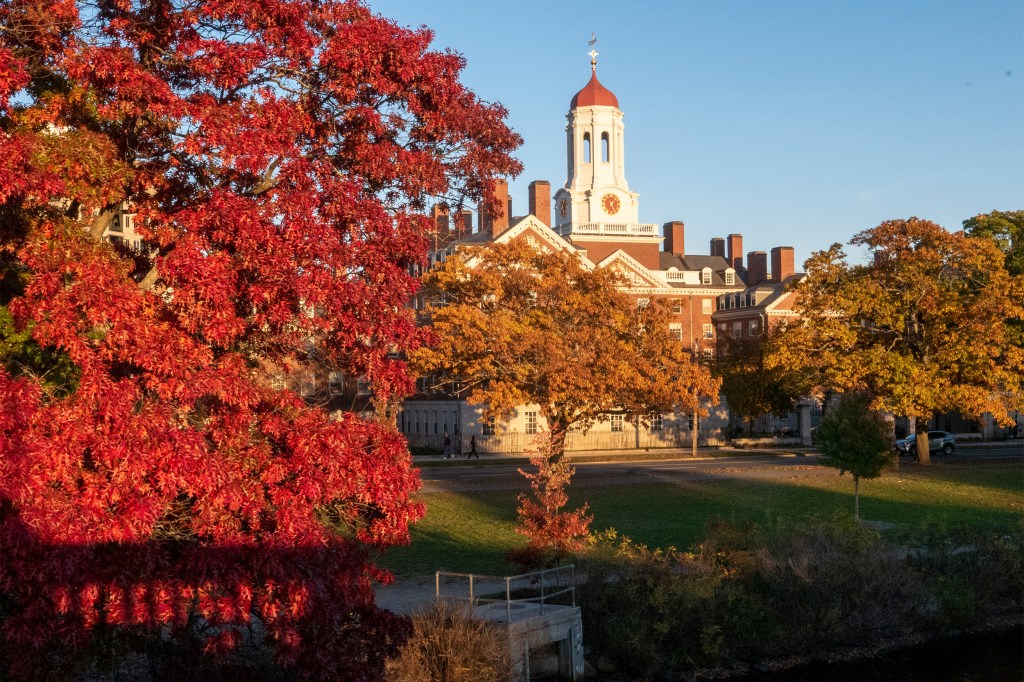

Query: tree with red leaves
left=0, top=0, right=520, bottom=678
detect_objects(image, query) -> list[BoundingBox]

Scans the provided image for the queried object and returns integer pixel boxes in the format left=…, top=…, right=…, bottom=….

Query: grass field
left=379, top=460, right=1024, bottom=577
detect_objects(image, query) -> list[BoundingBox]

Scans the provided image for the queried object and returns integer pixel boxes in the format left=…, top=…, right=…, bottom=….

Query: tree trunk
left=692, top=410, right=699, bottom=458
left=854, top=476, right=860, bottom=521
left=915, top=417, right=932, bottom=465
left=549, top=422, right=567, bottom=464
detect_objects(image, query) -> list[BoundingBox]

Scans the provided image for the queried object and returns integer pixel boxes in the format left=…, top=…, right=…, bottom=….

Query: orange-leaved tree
left=412, top=239, right=719, bottom=557
left=0, top=0, right=520, bottom=679
left=772, top=218, right=1024, bottom=464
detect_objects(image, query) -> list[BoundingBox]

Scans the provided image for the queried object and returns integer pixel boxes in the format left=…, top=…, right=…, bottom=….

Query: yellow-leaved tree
left=412, top=239, right=719, bottom=558
left=772, top=218, right=1024, bottom=464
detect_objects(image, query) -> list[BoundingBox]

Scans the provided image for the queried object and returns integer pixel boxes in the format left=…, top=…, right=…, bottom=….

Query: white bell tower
left=553, top=49, right=641, bottom=231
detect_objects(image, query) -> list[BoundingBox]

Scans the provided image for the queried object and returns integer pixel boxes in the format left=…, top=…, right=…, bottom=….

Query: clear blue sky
left=369, top=1, right=1023, bottom=266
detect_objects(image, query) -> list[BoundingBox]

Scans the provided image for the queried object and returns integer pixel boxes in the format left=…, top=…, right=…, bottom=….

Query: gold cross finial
left=588, top=33, right=598, bottom=71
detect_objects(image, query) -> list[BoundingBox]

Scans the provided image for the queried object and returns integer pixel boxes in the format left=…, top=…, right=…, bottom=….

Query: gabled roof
left=596, top=249, right=668, bottom=289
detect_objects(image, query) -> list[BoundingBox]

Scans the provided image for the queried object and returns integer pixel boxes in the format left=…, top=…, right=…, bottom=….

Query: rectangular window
left=482, top=419, right=495, bottom=436
left=749, top=320, right=760, bottom=335
left=703, top=323, right=713, bottom=338
left=701, top=270, right=711, bottom=285
left=611, top=414, right=624, bottom=433
left=525, top=411, right=539, bottom=435
left=651, top=414, right=663, bottom=432
left=702, top=347, right=714, bottom=360
left=671, top=299, right=682, bottom=314
left=702, top=298, right=712, bottom=315
left=637, top=298, right=649, bottom=309
left=725, top=271, right=735, bottom=285
left=733, top=321, right=743, bottom=337
left=669, top=323, right=683, bottom=341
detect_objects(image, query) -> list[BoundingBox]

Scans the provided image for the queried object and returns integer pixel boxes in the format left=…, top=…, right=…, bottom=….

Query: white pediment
left=596, top=250, right=669, bottom=289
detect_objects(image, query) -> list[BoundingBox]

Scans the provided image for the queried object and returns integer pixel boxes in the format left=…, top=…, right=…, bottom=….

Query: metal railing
left=435, top=565, right=575, bottom=623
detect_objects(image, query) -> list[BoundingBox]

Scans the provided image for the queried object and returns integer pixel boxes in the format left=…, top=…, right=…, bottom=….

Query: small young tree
left=815, top=392, right=895, bottom=520
left=510, top=431, right=593, bottom=568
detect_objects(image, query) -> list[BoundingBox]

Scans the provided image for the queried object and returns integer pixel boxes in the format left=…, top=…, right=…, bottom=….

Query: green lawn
left=379, top=461, right=1024, bottom=577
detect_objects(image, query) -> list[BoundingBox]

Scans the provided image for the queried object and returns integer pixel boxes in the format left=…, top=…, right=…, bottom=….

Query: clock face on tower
left=602, top=193, right=621, bottom=216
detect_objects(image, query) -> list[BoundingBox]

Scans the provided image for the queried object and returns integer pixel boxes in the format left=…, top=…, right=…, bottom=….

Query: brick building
left=401, top=57, right=807, bottom=453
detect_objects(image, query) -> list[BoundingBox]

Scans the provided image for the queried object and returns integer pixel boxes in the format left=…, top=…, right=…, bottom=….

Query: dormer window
left=724, top=268, right=735, bottom=285
left=701, top=268, right=712, bottom=285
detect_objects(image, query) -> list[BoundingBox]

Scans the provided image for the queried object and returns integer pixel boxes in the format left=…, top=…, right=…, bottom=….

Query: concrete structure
left=437, top=567, right=583, bottom=682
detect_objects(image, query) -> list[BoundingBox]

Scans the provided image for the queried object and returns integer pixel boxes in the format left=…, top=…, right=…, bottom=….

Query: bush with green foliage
left=575, top=516, right=1023, bottom=679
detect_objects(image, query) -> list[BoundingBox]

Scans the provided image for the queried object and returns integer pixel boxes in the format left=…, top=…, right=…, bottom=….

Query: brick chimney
left=431, top=204, right=450, bottom=245
left=528, top=180, right=551, bottom=227
left=456, top=209, right=473, bottom=237
left=663, top=221, right=685, bottom=257
left=480, top=178, right=509, bottom=238
left=727, top=233, right=743, bottom=270
left=710, top=237, right=725, bottom=258
left=747, top=251, right=768, bottom=286
left=771, top=246, right=795, bottom=282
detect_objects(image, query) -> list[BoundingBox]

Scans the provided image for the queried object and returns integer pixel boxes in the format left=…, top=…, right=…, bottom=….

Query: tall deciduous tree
left=0, top=0, right=519, bottom=679
left=414, top=239, right=718, bottom=560
left=815, top=392, right=895, bottom=520
left=774, top=218, right=1024, bottom=465
left=413, top=239, right=720, bottom=462
left=713, top=328, right=809, bottom=436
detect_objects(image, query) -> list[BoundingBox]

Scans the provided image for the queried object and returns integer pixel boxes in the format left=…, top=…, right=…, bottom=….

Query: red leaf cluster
left=0, top=0, right=519, bottom=678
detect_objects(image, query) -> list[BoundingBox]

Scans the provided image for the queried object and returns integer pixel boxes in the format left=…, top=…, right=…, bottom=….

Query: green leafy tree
left=773, top=218, right=1024, bottom=464
left=963, top=210, right=1024, bottom=276
left=815, top=392, right=895, bottom=520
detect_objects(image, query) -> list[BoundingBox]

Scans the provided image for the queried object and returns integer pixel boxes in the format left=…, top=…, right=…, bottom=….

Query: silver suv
left=895, top=431, right=957, bottom=455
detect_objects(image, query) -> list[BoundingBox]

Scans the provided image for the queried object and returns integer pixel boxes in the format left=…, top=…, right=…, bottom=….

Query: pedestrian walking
left=468, top=435, right=479, bottom=459
left=443, top=430, right=452, bottom=459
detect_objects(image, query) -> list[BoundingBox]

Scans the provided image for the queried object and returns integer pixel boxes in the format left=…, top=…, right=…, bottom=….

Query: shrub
left=385, top=601, right=510, bottom=682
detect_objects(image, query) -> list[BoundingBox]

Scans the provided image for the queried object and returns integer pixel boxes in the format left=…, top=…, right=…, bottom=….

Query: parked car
left=895, top=431, right=957, bottom=455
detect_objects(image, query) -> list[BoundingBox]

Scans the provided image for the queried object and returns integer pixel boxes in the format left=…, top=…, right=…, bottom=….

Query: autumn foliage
left=414, top=239, right=720, bottom=460
left=510, top=430, right=594, bottom=567
left=0, top=0, right=519, bottom=678
left=774, top=218, right=1024, bottom=464
left=414, top=238, right=718, bottom=559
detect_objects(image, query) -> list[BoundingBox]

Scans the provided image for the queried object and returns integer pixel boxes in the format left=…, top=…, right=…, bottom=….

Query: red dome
left=570, top=71, right=619, bottom=109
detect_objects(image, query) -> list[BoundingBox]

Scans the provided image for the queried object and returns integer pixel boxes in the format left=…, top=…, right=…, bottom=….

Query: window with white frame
left=482, top=418, right=495, bottom=436
left=749, top=319, right=760, bottom=335
left=733, top=321, right=743, bottom=337
left=637, top=298, right=650, bottom=309
left=702, top=347, right=714, bottom=360
left=671, top=299, right=682, bottom=314
left=702, top=298, right=712, bottom=315
left=525, top=411, right=538, bottom=435
left=725, top=269, right=735, bottom=285
left=703, top=323, right=713, bottom=338
left=701, top=268, right=712, bottom=285
left=610, top=414, right=624, bottom=432
left=669, top=323, right=683, bottom=341
left=651, top=414, right=663, bottom=432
